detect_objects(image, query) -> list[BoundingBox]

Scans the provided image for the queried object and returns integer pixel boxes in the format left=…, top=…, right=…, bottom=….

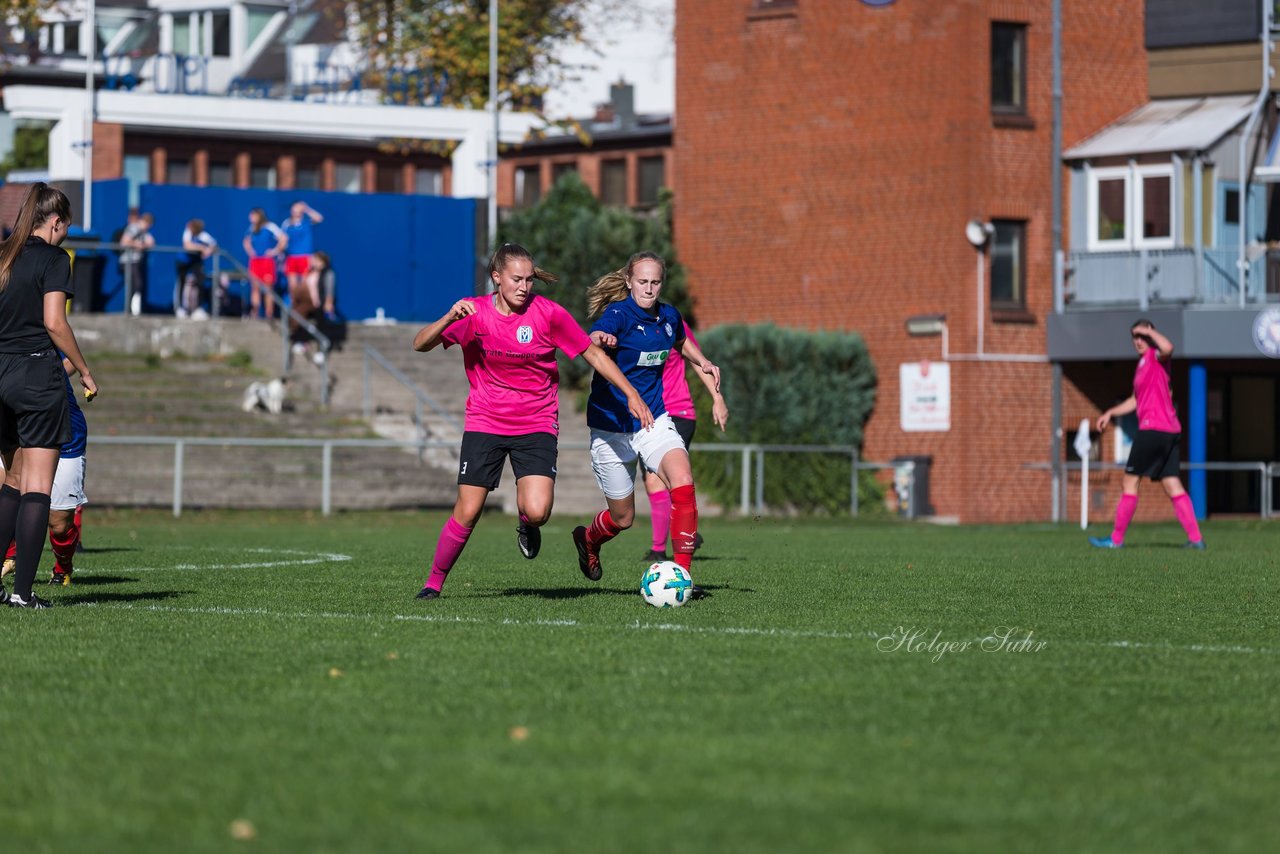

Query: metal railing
left=361, top=345, right=463, bottom=438
left=1027, top=460, right=1276, bottom=519
left=1065, top=247, right=1271, bottom=308
left=65, top=239, right=333, bottom=405
left=88, top=435, right=907, bottom=519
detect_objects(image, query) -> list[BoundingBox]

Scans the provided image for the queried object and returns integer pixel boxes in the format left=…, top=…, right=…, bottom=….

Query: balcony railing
left=1064, top=247, right=1279, bottom=308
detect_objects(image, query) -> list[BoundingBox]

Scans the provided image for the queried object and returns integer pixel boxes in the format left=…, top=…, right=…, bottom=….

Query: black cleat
left=48, top=570, right=72, bottom=586
left=415, top=586, right=441, bottom=600
left=517, top=520, right=541, bottom=560
left=572, top=526, right=603, bottom=581
left=693, top=532, right=705, bottom=551
left=689, top=584, right=709, bottom=600
left=9, top=592, right=52, bottom=609
left=643, top=549, right=668, bottom=562
left=0, top=586, right=8, bottom=605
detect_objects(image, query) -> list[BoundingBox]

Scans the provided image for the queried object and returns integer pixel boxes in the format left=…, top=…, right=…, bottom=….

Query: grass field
left=4, top=509, right=1278, bottom=852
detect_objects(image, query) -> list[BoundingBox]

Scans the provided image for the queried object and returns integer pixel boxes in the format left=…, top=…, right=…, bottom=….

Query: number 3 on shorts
left=460, top=461, right=468, bottom=474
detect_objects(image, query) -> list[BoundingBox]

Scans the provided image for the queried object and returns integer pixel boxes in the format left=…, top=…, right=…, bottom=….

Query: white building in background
left=0, top=0, right=538, bottom=201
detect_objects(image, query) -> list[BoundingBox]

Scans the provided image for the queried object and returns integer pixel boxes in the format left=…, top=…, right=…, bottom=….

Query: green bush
left=497, top=174, right=690, bottom=388
left=688, top=324, right=881, bottom=515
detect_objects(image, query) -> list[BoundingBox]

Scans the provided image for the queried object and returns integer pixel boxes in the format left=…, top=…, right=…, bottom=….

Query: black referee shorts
left=458, top=431, right=558, bottom=490
left=1125, top=430, right=1181, bottom=481
left=0, top=349, right=70, bottom=452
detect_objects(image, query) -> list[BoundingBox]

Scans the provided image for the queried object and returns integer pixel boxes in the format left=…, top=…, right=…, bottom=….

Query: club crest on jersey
left=517, top=325, right=533, bottom=344
left=664, top=322, right=673, bottom=337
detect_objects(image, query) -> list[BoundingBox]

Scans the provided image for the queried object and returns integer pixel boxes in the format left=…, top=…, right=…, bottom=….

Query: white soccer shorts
left=51, top=454, right=87, bottom=511
left=589, top=414, right=688, bottom=500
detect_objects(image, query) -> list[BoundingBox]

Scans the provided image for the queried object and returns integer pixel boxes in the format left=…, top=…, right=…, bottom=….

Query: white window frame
left=1087, top=163, right=1176, bottom=251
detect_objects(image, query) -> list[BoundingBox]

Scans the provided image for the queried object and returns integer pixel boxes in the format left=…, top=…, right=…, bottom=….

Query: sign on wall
left=899, top=361, right=950, bottom=432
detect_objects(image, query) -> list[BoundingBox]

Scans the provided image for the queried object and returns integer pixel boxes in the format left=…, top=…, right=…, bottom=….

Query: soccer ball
left=639, top=561, right=694, bottom=608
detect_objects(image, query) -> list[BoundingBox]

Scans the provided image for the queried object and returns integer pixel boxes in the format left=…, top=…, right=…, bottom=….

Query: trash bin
left=891, top=455, right=934, bottom=519
left=66, top=230, right=106, bottom=312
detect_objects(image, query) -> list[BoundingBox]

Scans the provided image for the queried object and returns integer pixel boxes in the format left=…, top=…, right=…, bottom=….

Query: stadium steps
left=69, top=315, right=636, bottom=516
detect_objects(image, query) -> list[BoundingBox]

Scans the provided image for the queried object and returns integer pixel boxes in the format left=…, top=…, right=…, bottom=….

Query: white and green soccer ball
left=639, top=561, right=693, bottom=608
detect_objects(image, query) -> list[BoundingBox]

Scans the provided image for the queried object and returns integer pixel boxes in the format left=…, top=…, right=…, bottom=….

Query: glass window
left=210, top=11, right=231, bottom=58
left=1096, top=177, right=1126, bottom=243
left=991, top=23, right=1026, bottom=114
left=166, top=160, right=191, bottom=185
left=415, top=168, right=443, bottom=196
left=295, top=167, right=320, bottom=191
left=1224, top=188, right=1240, bottom=225
left=123, top=154, right=149, bottom=209
left=638, top=156, right=665, bottom=206
left=552, top=161, right=577, bottom=185
left=63, top=22, right=80, bottom=54
left=601, top=160, right=627, bottom=206
left=172, top=16, right=191, bottom=55
left=250, top=165, right=277, bottom=189
left=1142, top=174, right=1171, bottom=240
left=990, top=220, right=1025, bottom=309
left=377, top=164, right=401, bottom=193
left=335, top=163, right=362, bottom=193
left=246, top=10, right=275, bottom=48
left=208, top=163, right=233, bottom=187
left=515, top=165, right=541, bottom=208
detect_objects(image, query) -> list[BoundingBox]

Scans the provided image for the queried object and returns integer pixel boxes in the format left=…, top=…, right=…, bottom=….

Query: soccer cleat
left=572, top=526, right=603, bottom=581
left=643, top=548, right=668, bottom=562
left=415, top=586, right=441, bottom=600
left=693, top=532, right=705, bottom=551
left=0, top=586, right=9, bottom=605
left=1088, top=536, right=1123, bottom=549
left=0, top=558, right=13, bottom=579
left=48, top=570, right=72, bottom=586
left=9, top=592, right=52, bottom=609
left=689, top=584, right=709, bottom=600
left=1184, top=540, right=1206, bottom=550
left=516, top=520, right=541, bottom=560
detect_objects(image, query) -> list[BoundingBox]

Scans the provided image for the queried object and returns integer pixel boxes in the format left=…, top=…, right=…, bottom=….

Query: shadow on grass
left=78, top=547, right=141, bottom=555
left=65, top=575, right=140, bottom=586
left=491, top=587, right=637, bottom=600
left=61, top=590, right=191, bottom=606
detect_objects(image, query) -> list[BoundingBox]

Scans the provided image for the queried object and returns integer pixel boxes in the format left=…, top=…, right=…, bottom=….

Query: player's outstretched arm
left=1135, top=323, right=1174, bottom=359
left=1097, top=395, right=1137, bottom=432
left=582, top=343, right=654, bottom=429
left=413, top=299, right=475, bottom=352
left=677, top=338, right=721, bottom=394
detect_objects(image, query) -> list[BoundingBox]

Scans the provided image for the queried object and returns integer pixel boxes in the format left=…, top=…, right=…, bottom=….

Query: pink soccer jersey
left=662, top=322, right=697, bottom=419
left=442, top=294, right=591, bottom=436
left=1133, top=347, right=1181, bottom=433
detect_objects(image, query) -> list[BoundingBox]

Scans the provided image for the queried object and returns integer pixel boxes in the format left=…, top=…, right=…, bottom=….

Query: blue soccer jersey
left=61, top=372, right=86, bottom=459
left=283, top=217, right=314, bottom=256
left=587, top=296, right=686, bottom=433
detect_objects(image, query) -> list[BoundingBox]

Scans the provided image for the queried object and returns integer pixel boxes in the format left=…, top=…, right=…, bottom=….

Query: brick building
left=674, top=0, right=1278, bottom=523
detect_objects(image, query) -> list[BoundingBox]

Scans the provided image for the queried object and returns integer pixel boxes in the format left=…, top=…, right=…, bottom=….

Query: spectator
left=242, top=208, right=286, bottom=320
left=175, top=219, right=217, bottom=318
left=120, top=211, right=154, bottom=314
left=283, top=201, right=323, bottom=315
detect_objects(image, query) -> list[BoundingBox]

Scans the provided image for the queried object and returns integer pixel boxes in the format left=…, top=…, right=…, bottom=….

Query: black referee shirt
left=0, top=237, right=72, bottom=354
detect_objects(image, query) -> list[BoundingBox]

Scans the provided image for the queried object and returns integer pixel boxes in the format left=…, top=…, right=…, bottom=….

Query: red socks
left=426, top=516, right=473, bottom=593
left=50, top=518, right=80, bottom=575
left=669, top=484, right=698, bottom=571
left=585, top=509, right=623, bottom=548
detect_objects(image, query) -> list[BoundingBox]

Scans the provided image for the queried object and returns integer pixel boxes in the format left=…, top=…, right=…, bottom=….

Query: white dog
left=241, top=377, right=288, bottom=414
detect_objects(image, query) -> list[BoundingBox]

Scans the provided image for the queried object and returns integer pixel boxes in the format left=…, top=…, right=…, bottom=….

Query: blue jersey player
left=571, top=252, right=720, bottom=595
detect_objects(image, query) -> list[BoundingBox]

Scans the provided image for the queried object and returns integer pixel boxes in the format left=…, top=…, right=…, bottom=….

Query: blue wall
left=92, top=184, right=477, bottom=320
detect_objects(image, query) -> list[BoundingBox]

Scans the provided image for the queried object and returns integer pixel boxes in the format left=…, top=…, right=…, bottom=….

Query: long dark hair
left=0, top=183, right=71, bottom=291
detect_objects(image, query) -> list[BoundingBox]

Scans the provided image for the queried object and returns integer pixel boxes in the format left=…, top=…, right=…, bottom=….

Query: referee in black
left=0, top=184, right=97, bottom=609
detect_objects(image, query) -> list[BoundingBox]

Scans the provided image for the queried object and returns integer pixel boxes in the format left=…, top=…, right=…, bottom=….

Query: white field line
left=72, top=550, right=1278, bottom=656
left=66, top=602, right=1278, bottom=656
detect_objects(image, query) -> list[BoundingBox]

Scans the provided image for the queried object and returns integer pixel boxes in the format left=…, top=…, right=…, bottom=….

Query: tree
left=0, top=121, right=50, bottom=176
left=340, top=0, right=642, bottom=112
left=0, top=0, right=58, bottom=43
left=496, top=171, right=690, bottom=388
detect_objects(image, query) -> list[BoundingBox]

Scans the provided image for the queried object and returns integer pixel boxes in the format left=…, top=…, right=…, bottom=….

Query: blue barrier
left=100, top=184, right=480, bottom=320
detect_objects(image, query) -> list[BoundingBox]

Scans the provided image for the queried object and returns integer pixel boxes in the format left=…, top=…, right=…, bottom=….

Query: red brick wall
left=675, top=0, right=1147, bottom=522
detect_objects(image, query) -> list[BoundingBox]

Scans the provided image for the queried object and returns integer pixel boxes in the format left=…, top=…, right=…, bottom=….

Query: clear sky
left=540, top=0, right=675, bottom=120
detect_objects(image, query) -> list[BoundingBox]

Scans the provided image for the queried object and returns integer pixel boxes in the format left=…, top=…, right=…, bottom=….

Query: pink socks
left=1171, top=494, right=1202, bottom=544
left=648, top=489, right=672, bottom=552
left=425, top=516, right=473, bottom=592
left=1111, top=494, right=1138, bottom=546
